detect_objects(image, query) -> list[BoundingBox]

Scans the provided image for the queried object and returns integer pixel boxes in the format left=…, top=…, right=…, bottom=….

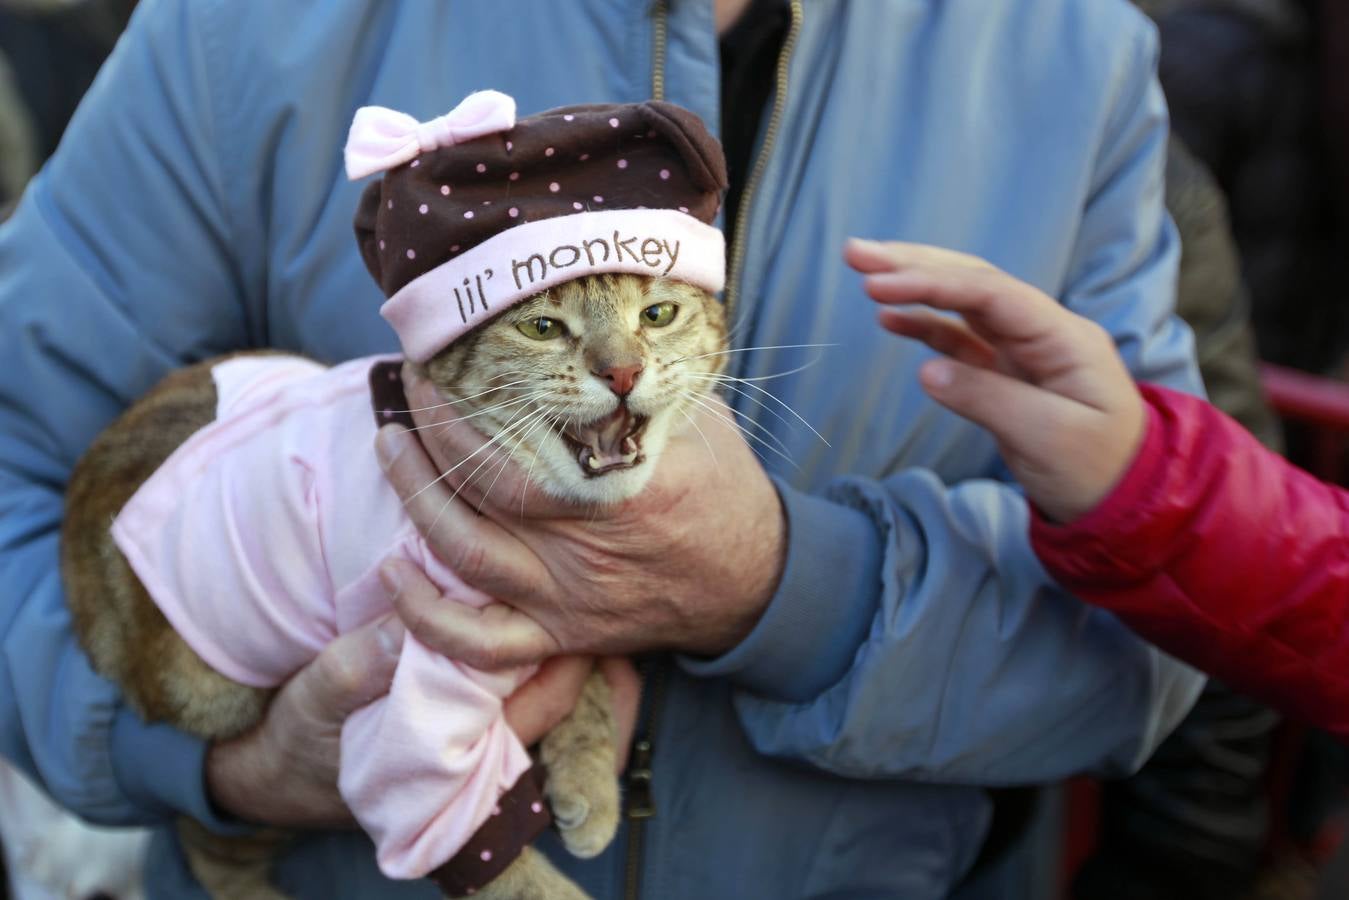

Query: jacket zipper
left=620, top=12, right=670, bottom=899
left=622, top=659, right=668, bottom=900
left=651, top=0, right=668, bottom=102
left=723, top=0, right=803, bottom=328
left=619, top=6, right=800, bottom=897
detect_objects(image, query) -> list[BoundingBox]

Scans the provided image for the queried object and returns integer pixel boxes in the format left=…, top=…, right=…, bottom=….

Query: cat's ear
left=352, top=179, right=388, bottom=291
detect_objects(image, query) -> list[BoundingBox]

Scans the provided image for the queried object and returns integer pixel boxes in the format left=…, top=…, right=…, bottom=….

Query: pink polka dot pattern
left=410, top=159, right=419, bottom=168
left=531, top=802, right=543, bottom=814
left=480, top=850, right=492, bottom=862
left=406, top=249, right=416, bottom=259
left=354, top=99, right=728, bottom=302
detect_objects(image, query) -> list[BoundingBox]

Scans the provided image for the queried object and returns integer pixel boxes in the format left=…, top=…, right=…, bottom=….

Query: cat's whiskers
left=694, top=392, right=797, bottom=460
left=677, top=389, right=801, bottom=471
left=473, top=405, right=561, bottom=516
left=518, top=410, right=562, bottom=520
left=682, top=372, right=830, bottom=447
left=416, top=404, right=555, bottom=538
left=403, top=400, right=552, bottom=504
left=676, top=406, right=720, bottom=472
left=387, top=375, right=534, bottom=414
left=400, top=390, right=552, bottom=435
left=668, top=342, right=838, bottom=366
left=433, top=405, right=555, bottom=527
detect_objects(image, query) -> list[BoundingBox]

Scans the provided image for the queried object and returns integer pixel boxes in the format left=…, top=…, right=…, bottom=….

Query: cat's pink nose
left=594, top=363, right=642, bottom=397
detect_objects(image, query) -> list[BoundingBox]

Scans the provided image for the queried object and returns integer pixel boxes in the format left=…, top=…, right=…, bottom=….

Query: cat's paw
left=545, top=770, right=619, bottom=860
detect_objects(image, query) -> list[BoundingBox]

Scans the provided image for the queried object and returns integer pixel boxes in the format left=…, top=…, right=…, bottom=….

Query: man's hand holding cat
left=204, top=616, right=618, bottom=827
left=376, top=370, right=787, bottom=669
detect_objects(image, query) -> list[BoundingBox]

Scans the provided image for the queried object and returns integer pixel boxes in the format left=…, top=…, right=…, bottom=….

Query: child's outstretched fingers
left=877, top=308, right=1002, bottom=372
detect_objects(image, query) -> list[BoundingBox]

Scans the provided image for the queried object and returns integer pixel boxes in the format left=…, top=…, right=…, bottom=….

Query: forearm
left=1034, top=384, right=1349, bottom=738
left=684, top=470, right=1203, bottom=782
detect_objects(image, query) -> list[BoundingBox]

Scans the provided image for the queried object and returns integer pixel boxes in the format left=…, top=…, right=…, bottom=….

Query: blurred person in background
left=0, top=0, right=134, bottom=217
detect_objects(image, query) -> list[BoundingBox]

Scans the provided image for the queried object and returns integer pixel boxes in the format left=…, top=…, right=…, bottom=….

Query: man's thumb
left=305, top=614, right=405, bottom=715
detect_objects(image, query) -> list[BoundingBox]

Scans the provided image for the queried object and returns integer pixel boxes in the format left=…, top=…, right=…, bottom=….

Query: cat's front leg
left=538, top=669, right=620, bottom=859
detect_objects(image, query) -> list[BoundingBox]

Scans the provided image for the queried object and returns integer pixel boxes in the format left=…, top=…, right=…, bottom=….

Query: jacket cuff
left=110, top=708, right=250, bottom=834
left=1030, top=384, right=1179, bottom=585
left=679, top=478, right=882, bottom=702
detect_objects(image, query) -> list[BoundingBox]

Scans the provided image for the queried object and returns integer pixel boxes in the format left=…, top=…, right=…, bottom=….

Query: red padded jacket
left=1032, top=383, right=1349, bottom=740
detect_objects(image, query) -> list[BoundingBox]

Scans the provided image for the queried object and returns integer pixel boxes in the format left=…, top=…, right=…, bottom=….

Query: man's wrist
left=204, top=730, right=272, bottom=825
left=691, top=480, right=788, bottom=657
left=679, top=479, right=882, bottom=701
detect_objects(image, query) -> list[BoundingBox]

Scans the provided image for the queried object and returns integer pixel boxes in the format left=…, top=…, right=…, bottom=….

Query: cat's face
left=420, top=274, right=727, bottom=504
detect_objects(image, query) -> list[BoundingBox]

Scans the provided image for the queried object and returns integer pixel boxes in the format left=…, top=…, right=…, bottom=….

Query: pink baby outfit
left=110, top=354, right=540, bottom=884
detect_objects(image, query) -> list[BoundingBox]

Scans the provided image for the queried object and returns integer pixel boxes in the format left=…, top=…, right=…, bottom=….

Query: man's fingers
left=303, top=614, right=406, bottom=716
left=382, top=559, right=560, bottom=669
left=877, top=308, right=1001, bottom=371
left=503, top=655, right=593, bottom=744
left=598, top=657, right=641, bottom=771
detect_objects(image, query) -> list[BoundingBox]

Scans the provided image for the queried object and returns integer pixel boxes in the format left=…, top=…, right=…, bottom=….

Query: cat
left=60, top=272, right=728, bottom=900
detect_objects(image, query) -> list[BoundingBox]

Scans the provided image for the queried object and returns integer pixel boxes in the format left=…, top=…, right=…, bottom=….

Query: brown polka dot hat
left=345, top=90, right=729, bottom=362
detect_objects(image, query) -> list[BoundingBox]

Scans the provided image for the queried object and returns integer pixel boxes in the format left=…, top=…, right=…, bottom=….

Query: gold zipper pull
left=626, top=738, right=656, bottom=819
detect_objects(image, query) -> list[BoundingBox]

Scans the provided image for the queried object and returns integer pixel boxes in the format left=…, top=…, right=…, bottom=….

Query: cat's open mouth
left=561, top=408, right=648, bottom=476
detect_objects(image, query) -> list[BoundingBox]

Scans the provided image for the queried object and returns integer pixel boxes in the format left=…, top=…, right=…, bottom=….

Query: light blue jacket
left=0, top=1, right=1204, bottom=897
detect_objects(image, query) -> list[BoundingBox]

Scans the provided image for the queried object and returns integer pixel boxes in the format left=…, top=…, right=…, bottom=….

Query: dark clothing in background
left=1150, top=0, right=1348, bottom=373
left=717, top=0, right=789, bottom=244
left=0, top=0, right=135, bottom=216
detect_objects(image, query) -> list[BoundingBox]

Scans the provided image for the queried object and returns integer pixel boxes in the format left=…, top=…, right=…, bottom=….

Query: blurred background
left=0, top=0, right=1345, bottom=898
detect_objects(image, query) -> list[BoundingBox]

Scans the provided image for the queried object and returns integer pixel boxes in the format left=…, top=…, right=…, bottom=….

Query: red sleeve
left=1032, top=383, right=1349, bottom=740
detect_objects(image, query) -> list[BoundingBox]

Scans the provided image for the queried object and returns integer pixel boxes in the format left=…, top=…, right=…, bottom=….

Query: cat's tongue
left=571, top=408, right=644, bottom=473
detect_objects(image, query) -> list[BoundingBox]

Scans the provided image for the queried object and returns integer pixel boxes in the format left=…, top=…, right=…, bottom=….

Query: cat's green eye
left=517, top=317, right=565, bottom=340
left=641, top=302, right=678, bottom=327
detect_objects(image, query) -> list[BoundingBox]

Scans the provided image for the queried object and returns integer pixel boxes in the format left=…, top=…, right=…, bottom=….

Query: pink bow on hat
left=344, top=90, right=517, bottom=180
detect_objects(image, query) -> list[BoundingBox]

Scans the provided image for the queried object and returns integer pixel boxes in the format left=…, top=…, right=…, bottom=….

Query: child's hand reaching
left=845, top=239, right=1147, bottom=523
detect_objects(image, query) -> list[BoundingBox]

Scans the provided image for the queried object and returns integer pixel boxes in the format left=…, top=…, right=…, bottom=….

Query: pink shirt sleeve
left=336, top=536, right=537, bottom=880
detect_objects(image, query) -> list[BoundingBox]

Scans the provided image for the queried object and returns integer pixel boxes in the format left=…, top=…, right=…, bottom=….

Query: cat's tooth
left=587, top=455, right=601, bottom=470
left=622, top=437, right=637, bottom=454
